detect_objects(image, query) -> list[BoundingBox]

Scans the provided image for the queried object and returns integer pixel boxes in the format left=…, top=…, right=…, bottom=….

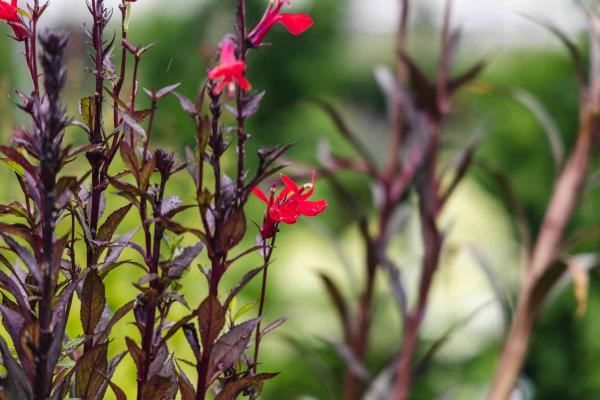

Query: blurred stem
left=342, top=198, right=396, bottom=400
left=488, top=101, right=599, bottom=400
left=387, top=0, right=410, bottom=178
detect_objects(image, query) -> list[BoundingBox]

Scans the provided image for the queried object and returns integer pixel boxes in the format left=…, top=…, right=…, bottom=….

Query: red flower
left=252, top=170, right=327, bottom=238
left=207, top=36, right=251, bottom=96
left=247, top=0, right=313, bottom=48
left=0, top=0, right=27, bottom=41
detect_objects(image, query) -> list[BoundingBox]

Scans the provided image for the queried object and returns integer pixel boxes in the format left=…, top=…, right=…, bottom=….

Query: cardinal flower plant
left=0, top=0, right=323, bottom=399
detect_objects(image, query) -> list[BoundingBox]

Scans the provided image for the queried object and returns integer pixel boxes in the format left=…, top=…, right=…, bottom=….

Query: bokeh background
left=1, top=0, right=600, bottom=399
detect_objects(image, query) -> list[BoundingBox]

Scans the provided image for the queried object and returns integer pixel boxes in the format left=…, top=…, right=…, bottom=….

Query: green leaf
left=79, top=96, right=96, bottom=129
left=232, top=302, right=257, bottom=322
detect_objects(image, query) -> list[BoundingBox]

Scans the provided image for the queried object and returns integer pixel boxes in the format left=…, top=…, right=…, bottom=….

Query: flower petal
left=220, top=39, right=238, bottom=66
left=252, top=187, right=269, bottom=205
left=235, top=74, right=252, bottom=91
left=277, top=14, right=313, bottom=35
left=297, top=199, right=327, bottom=216
left=212, top=79, right=230, bottom=95
left=300, top=169, right=317, bottom=199
left=280, top=174, right=300, bottom=194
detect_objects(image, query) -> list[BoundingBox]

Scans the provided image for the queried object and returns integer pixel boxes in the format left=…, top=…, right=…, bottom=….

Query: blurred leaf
left=173, top=92, right=198, bottom=117
left=155, top=82, right=181, bottom=99
left=261, top=317, right=288, bottom=337
left=242, top=91, right=266, bottom=118
left=321, top=338, right=370, bottom=381
left=318, top=273, right=351, bottom=342
left=510, top=87, right=564, bottom=170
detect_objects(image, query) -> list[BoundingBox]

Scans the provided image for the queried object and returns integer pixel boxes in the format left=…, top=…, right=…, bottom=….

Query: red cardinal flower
left=0, top=0, right=27, bottom=41
left=252, top=170, right=327, bottom=239
left=247, top=0, right=313, bottom=48
left=207, top=36, right=251, bottom=97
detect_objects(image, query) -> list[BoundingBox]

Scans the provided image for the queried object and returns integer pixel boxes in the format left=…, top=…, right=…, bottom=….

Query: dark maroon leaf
left=208, top=317, right=260, bottom=382
left=97, top=204, right=133, bottom=242
left=198, top=296, right=225, bottom=347
left=117, top=109, right=146, bottom=138
left=95, top=300, right=135, bottom=344
left=159, top=313, right=195, bottom=349
left=147, top=343, right=169, bottom=380
left=94, top=351, right=127, bottom=400
left=74, top=342, right=108, bottom=398
left=140, top=375, right=178, bottom=400
left=0, top=146, right=39, bottom=181
left=176, top=364, right=196, bottom=400
left=125, top=337, right=143, bottom=370
left=0, top=336, right=33, bottom=400
left=261, top=317, right=288, bottom=337
left=224, top=265, right=266, bottom=309
left=139, top=157, right=156, bottom=190
left=133, top=108, right=152, bottom=123
left=155, top=83, right=181, bottom=99
left=163, top=242, right=204, bottom=279
left=81, top=270, right=107, bottom=336
left=218, top=207, right=246, bottom=250
left=214, top=373, right=278, bottom=400
left=173, top=91, right=198, bottom=117
left=242, top=91, right=265, bottom=118
left=182, top=323, right=201, bottom=357
left=0, top=233, right=41, bottom=284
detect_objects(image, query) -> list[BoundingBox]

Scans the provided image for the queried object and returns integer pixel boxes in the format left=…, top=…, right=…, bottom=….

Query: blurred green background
left=1, top=0, right=600, bottom=399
